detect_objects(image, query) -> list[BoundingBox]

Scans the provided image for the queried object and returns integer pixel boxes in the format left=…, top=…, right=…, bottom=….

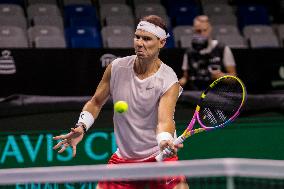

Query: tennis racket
left=156, top=75, right=247, bottom=161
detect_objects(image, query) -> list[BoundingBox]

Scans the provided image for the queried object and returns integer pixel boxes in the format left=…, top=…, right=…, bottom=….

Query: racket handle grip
left=155, top=136, right=185, bottom=162
left=173, top=135, right=185, bottom=145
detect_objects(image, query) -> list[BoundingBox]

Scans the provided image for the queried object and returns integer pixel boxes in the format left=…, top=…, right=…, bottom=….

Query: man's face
left=134, top=29, right=165, bottom=59
left=193, top=20, right=212, bottom=38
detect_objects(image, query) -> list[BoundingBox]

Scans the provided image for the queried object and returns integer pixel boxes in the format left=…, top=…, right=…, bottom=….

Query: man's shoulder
left=161, top=63, right=175, bottom=73
left=112, top=55, right=135, bottom=67
left=113, top=55, right=135, bottom=65
left=214, top=40, right=226, bottom=50
left=158, top=63, right=177, bottom=78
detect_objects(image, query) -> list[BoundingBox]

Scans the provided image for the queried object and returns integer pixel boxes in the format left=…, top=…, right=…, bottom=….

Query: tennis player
left=53, top=15, right=189, bottom=189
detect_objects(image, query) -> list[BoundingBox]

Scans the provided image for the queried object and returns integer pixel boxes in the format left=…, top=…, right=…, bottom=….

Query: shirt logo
left=80, top=113, right=85, bottom=119
left=146, top=86, right=154, bottom=90
left=166, top=178, right=176, bottom=185
left=209, top=56, right=221, bottom=63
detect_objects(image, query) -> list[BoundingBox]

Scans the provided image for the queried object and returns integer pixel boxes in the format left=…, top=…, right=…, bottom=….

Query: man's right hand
left=53, top=125, right=85, bottom=157
left=159, top=140, right=184, bottom=158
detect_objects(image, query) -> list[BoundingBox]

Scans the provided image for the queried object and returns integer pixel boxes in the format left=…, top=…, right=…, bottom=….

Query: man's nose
left=136, top=38, right=143, bottom=46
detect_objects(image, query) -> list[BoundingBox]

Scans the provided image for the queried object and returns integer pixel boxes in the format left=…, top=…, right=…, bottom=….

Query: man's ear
left=159, top=38, right=166, bottom=48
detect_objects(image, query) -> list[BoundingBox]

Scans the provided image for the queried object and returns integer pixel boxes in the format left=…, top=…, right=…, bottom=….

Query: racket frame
left=156, top=75, right=247, bottom=161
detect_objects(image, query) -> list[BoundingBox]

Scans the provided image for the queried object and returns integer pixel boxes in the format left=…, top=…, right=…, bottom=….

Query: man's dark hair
left=141, top=15, right=168, bottom=35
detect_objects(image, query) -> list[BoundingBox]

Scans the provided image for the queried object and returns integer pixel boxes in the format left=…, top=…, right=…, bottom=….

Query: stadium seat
left=243, top=25, right=275, bottom=38
left=32, top=15, right=64, bottom=31
left=203, top=4, right=234, bottom=16
left=179, top=35, right=193, bottom=48
left=249, top=35, right=280, bottom=48
left=105, top=15, right=135, bottom=28
left=100, top=4, right=132, bottom=23
left=106, top=36, right=133, bottom=48
left=64, top=5, right=100, bottom=28
left=101, top=26, right=134, bottom=47
left=173, top=25, right=194, bottom=47
left=69, top=16, right=100, bottom=28
left=135, top=4, right=167, bottom=19
left=242, top=25, right=279, bottom=48
left=65, top=27, right=102, bottom=48
left=0, top=4, right=27, bottom=32
left=168, top=3, right=201, bottom=26
left=27, top=4, right=61, bottom=21
left=209, top=14, right=238, bottom=25
left=212, top=24, right=246, bottom=48
left=0, top=26, right=28, bottom=48
left=237, top=5, right=270, bottom=29
left=0, top=4, right=25, bottom=17
left=34, top=35, right=66, bottom=48
left=215, top=34, right=247, bottom=48
left=0, top=16, right=27, bottom=30
left=28, top=26, right=64, bottom=46
left=212, top=25, right=240, bottom=37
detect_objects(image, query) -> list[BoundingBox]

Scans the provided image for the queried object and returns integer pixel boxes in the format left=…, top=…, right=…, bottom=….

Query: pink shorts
left=97, top=153, right=186, bottom=189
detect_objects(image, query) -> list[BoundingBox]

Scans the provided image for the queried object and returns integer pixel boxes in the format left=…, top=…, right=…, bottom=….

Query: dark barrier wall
left=234, top=48, right=284, bottom=93
left=0, top=48, right=283, bottom=97
left=0, top=48, right=185, bottom=96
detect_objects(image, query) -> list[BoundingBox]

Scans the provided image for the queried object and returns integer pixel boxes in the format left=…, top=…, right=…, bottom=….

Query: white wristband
left=156, top=132, right=173, bottom=146
left=78, top=111, right=94, bottom=131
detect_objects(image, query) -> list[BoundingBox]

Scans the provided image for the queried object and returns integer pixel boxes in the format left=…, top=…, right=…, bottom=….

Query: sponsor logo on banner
left=0, top=132, right=117, bottom=168
left=0, top=50, right=16, bottom=74
left=100, top=54, right=118, bottom=68
left=279, top=66, right=284, bottom=79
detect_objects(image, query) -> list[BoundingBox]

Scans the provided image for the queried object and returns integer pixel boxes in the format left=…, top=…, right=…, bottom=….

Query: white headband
left=136, top=21, right=170, bottom=39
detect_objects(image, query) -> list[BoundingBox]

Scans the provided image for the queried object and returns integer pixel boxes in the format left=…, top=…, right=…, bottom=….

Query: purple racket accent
left=186, top=111, right=198, bottom=130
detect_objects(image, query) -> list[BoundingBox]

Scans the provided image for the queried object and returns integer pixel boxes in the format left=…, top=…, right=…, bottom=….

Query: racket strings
left=199, top=77, right=244, bottom=127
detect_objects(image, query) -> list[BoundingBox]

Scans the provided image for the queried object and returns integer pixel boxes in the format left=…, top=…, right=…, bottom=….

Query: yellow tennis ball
left=114, top=101, right=128, bottom=113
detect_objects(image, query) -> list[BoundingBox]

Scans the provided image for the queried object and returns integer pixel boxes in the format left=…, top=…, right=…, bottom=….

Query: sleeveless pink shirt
left=110, top=55, right=181, bottom=160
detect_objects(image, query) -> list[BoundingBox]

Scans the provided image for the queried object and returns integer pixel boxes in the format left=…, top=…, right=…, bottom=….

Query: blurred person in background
left=53, top=15, right=189, bottom=189
left=179, top=15, right=237, bottom=90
